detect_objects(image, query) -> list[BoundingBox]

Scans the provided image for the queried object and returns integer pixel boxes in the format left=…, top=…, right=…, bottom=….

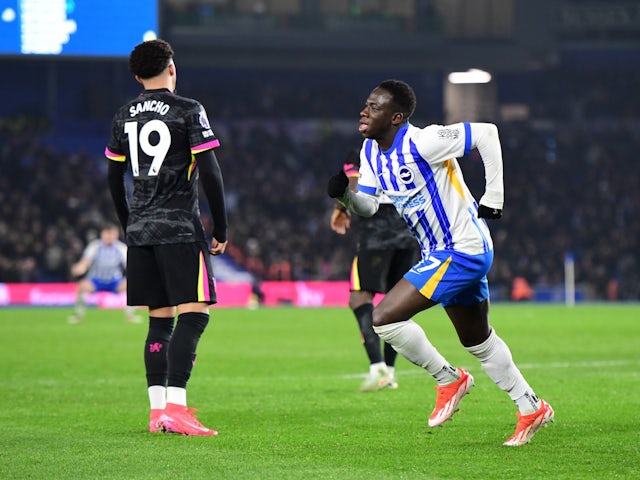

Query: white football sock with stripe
left=374, top=320, right=458, bottom=385
left=465, top=329, right=541, bottom=414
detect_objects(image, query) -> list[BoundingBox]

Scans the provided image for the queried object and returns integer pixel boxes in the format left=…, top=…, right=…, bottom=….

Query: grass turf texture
left=0, top=304, right=638, bottom=479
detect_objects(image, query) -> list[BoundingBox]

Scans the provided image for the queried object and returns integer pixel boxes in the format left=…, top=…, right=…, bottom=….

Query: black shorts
left=350, top=246, right=421, bottom=294
left=127, top=242, right=217, bottom=307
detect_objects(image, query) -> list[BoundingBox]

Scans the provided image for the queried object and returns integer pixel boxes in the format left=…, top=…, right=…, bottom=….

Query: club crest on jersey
left=398, top=166, right=414, bottom=184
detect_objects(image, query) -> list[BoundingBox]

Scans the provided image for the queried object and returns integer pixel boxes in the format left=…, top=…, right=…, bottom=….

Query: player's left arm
left=419, top=122, right=504, bottom=218
left=468, top=123, right=504, bottom=216
left=197, top=149, right=228, bottom=254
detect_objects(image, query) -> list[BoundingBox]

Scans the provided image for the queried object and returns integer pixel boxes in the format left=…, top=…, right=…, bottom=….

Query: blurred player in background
left=330, top=150, right=420, bottom=392
left=328, top=79, right=553, bottom=446
left=68, top=223, right=140, bottom=324
left=106, top=39, right=228, bottom=436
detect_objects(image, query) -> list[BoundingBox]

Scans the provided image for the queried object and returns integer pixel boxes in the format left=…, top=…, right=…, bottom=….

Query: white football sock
left=166, top=386, right=187, bottom=406
left=148, top=386, right=166, bottom=410
left=465, top=329, right=541, bottom=414
left=374, top=320, right=457, bottom=385
left=75, top=292, right=86, bottom=318
left=514, top=392, right=542, bottom=415
left=369, top=361, right=387, bottom=375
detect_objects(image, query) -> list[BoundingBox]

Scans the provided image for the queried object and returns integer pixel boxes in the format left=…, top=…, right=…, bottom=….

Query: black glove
left=327, top=168, right=349, bottom=198
left=478, top=204, right=502, bottom=219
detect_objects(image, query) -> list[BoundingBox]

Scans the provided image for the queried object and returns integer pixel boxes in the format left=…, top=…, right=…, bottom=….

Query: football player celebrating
left=328, top=79, right=553, bottom=446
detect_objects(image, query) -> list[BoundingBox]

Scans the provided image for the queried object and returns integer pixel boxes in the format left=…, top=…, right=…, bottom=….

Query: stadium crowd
left=0, top=67, right=638, bottom=300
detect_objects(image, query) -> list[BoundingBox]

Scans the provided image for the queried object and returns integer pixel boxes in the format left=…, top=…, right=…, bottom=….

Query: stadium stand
left=1, top=1, right=638, bottom=301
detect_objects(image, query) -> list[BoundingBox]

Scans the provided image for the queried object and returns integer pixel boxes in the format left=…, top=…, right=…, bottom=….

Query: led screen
left=0, top=0, right=158, bottom=56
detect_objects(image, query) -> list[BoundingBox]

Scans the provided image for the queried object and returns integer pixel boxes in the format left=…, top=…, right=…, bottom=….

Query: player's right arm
left=328, top=166, right=379, bottom=217
left=105, top=115, right=130, bottom=232
left=197, top=149, right=228, bottom=255
left=327, top=176, right=380, bottom=218
left=71, top=258, right=91, bottom=278
left=106, top=157, right=129, bottom=232
left=330, top=206, right=351, bottom=235
left=71, top=242, right=97, bottom=278
left=186, top=102, right=227, bottom=253
left=339, top=189, right=380, bottom=218
left=338, top=147, right=380, bottom=217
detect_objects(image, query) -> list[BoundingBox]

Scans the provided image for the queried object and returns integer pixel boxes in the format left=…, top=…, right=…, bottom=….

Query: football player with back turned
left=106, top=39, right=228, bottom=436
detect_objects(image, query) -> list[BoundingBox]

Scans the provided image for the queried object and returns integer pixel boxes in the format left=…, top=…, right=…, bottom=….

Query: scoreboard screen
left=0, top=0, right=158, bottom=57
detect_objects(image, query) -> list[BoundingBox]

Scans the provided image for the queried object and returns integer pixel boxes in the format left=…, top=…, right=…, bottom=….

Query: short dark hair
left=378, top=79, right=416, bottom=120
left=128, top=39, right=174, bottom=79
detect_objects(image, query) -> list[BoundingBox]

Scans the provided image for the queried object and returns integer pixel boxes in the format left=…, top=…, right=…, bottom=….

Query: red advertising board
left=0, top=282, right=376, bottom=308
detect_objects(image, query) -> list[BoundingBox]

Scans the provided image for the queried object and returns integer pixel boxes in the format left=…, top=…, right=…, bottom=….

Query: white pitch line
left=518, top=359, right=637, bottom=369
left=341, top=359, right=639, bottom=380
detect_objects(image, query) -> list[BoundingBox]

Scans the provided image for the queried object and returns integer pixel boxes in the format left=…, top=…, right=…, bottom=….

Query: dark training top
left=358, top=204, right=418, bottom=251
left=343, top=159, right=418, bottom=252
left=106, top=88, right=222, bottom=246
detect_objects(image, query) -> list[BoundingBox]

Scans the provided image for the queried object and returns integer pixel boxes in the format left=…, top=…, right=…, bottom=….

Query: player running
left=328, top=79, right=553, bottom=446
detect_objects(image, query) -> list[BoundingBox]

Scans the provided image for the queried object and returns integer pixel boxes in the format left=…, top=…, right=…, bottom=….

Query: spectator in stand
left=0, top=68, right=639, bottom=301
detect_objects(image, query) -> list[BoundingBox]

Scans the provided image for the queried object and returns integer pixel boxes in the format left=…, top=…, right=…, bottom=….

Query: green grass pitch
left=1, top=304, right=638, bottom=479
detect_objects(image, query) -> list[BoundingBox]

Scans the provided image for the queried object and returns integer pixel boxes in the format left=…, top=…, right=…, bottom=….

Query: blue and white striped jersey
left=357, top=122, right=497, bottom=256
left=83, top=239, right=128, bottom=283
